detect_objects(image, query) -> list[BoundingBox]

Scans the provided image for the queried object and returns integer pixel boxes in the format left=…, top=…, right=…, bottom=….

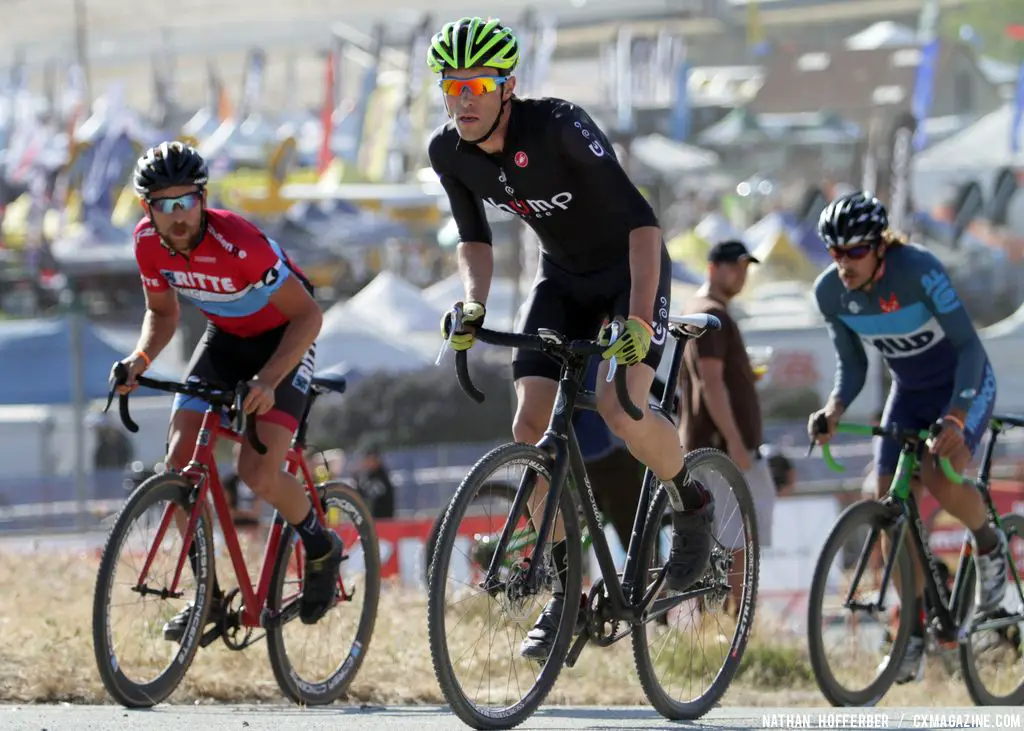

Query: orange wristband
left=943, top=414, right=965, bottom=431
left=133, top=350, right=151, bottom=370
left=628, top=315, right=655, bottom=336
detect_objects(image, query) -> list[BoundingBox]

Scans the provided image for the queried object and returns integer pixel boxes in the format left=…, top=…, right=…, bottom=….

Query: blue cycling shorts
left=874, top=361, right=996, bottom=476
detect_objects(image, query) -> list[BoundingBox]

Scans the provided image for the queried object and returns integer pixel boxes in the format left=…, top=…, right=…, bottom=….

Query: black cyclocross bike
left=807, top=417, right=1024, bottom=707
left=427, top=305, right=760, bottom=729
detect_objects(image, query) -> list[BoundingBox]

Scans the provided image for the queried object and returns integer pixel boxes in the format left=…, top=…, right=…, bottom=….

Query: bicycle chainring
left=219, top=588, right=252, bottom=651
left=587, top=579, right=627, bottom=646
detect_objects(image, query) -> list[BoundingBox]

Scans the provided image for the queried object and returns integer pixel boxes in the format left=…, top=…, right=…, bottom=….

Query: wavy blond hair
left=882, top=229, right=908, bottom=247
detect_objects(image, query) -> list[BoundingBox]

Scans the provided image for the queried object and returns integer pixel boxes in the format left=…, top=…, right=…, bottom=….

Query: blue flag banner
left=668, top=58, right=691, bottom=142
left=1011, top=61, right=1024, bottom=155
left=911, top=39, right=940, bottom=151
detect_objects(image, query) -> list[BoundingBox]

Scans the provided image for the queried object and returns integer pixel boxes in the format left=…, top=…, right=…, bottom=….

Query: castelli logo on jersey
left=483, top=192, right=574, bottom=218
left=514, top=151, right=529, bottom=168
left=208, top=226, right=247, bottom=259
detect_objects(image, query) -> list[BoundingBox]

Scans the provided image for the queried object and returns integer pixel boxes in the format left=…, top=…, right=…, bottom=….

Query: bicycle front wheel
left=424, top=482, right=520, bottom=586
left=92, top=473, right=214, bottom=707
left=428, top=442, right=582, bottom=730
left=266, top=480, right=381, bottom=705
left=807, top=499, right=915, bottom=706
left=632, top=448, right=760, bottom=720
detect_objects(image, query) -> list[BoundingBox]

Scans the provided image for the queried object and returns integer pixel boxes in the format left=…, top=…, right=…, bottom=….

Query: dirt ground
left=0, top=551, right=979, bottom=707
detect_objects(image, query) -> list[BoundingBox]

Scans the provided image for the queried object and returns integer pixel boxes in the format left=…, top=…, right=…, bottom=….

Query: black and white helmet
left=817, top=191, right=889, bottom=248
left=133, top=141, right=209, bottom=198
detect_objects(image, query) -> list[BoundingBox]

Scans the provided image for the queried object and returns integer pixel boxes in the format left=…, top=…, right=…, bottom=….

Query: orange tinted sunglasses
left=439, top=75, right=509, bottom=96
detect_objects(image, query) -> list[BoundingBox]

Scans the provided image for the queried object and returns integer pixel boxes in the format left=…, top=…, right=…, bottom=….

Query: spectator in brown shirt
left=677, top=239, right=778, bottom=613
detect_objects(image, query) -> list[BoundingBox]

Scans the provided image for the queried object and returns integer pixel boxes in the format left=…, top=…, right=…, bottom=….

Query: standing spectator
left=676, top=239, right=777, bottom=614
left=357, top=446, right=396, bottom=520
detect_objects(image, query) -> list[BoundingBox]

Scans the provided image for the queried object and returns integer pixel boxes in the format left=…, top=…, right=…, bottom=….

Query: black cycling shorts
left=172, top=322, right=316, bottom=434
left=512, top=244, right=672, bottom=381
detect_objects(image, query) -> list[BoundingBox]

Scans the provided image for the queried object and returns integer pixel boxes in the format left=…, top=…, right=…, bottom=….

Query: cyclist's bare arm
left=256, top=277, right=322, bottom=388
left=430, top=136, right=493, bottom=306
left=457, top=242, right=493, bottom=305
left=134, top=287, right=179, bottom=361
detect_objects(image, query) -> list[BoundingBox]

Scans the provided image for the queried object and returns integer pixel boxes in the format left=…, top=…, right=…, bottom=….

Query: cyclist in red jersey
left=115, top=141, right=342, bottom=642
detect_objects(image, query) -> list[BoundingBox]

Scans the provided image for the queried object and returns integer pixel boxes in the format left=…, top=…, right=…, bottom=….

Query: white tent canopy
left=421, top=273, right=530, bottom=332
left=844, top=21, right=919, bottom=50
left=630, top=134, right=720, bottom=174
left=323, top=270, right=440, bottom=335
left=912, top=103, right=1024, bottom=217
left=914, top=103, right=1024, bottom=176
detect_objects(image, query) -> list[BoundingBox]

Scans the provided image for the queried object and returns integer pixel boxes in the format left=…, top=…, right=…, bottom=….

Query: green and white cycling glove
left=601, top=316, right=653, bottom=366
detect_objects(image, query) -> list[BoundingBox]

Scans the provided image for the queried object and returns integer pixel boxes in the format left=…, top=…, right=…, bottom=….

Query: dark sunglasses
left=828, top=244, right=875, bottom=261
left=148, top=191, right=202, bottom=215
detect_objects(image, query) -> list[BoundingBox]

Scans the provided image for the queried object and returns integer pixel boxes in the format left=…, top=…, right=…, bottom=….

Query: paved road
left=2, top=705, right=1019, bottom=731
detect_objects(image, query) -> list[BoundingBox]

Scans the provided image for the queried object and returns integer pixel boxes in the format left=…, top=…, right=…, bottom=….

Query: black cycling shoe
left=163, top=591, right=226, bottom=644
left=665, top=481, right=715, bottom=592
left=519, top=592, right=587, bottom=661
left=300, top=531, right=346, bottom=625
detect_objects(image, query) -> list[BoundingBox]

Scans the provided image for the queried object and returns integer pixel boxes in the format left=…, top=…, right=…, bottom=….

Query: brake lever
left=604, top=320, right=622, bottom=383
left=105, top=361, right=129, bottom=413
left=436, top=304, right=464, bottom=366
left=806, top=414, right=830, bottom=456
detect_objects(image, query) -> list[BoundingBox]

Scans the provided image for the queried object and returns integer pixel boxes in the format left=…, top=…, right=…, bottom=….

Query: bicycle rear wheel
left=428, top=442, right=582, bottom=730
left=960, top=512, right=1024, bottom=705
left=266, top=480, right=381, bottom=705
left=92, top=474, right=214, bottom=707
left=807, top=499, right=915, bottom=706
left=632, top=448, right=760, bottom=720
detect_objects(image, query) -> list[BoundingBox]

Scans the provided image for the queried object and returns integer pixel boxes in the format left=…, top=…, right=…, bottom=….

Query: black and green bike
left=806, top=417, right=1024, bottom=706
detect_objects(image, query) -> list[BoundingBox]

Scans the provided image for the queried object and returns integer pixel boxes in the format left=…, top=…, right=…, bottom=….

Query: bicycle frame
left=833, top=421, right=1024, bottom=641
left=481, top=325, right=704, bottom=626
left=132, top=405, right=340, bottom=629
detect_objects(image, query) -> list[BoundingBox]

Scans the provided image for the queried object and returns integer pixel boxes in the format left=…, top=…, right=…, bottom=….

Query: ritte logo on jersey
left=514, top=151, right=529, bottom=168
left=483, top=192, right=573, bottom=218
left=860, top=318, right=945, bottom=359
left=160, top=270, right=239, bottom=294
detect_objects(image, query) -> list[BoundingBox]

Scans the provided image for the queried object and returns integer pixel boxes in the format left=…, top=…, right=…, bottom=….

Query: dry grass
left=0, top=550, right=980, bottom=707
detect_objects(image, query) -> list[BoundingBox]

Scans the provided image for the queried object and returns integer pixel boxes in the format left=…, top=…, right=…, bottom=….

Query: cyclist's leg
left=235, top=343, right=341, bottom=624
left=918, top=363, right=1002, bottom=615
left=513, top=262, right=596, bottom=659
left=874, top=385, right=933, bottom=682
left=595, top=243, right=713, bottom=592
left=162, top=327, right=229, bottom=641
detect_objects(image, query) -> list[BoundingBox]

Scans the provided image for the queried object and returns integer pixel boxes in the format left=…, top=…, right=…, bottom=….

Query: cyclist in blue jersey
left=808, top=192, right=1004, bottom=684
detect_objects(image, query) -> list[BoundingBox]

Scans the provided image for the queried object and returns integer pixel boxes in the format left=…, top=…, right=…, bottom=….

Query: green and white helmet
left=427, top=17, right=520, bottom=74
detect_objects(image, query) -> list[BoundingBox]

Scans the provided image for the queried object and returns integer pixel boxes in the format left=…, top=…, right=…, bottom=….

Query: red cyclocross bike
left=91, top=363, right=380, bottom=708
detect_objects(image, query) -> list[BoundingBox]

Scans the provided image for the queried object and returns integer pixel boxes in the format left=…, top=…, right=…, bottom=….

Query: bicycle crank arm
left=646, top=586, right=713, bottom=622
left=564, top=629, right=591, bottom=668
left=964, top=613, right=1023, bottom=637
left=199, top=624, right=225, bottom=648
left=262, top=599, right=303, bottom=628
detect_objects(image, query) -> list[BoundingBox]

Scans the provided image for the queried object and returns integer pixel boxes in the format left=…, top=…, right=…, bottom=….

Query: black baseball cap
left=708, top=239, right=760, bottom=264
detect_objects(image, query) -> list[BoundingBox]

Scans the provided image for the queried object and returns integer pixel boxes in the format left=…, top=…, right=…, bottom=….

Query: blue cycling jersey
left=814, top=243, right=995, bottom=432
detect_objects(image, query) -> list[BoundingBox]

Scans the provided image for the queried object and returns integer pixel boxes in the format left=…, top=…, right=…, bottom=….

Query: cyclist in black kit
left=428, top=16, right=715, bottom=660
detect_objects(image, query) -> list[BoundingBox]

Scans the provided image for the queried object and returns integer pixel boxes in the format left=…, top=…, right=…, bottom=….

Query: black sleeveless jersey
left=427, top=97, right=660, bottom=274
